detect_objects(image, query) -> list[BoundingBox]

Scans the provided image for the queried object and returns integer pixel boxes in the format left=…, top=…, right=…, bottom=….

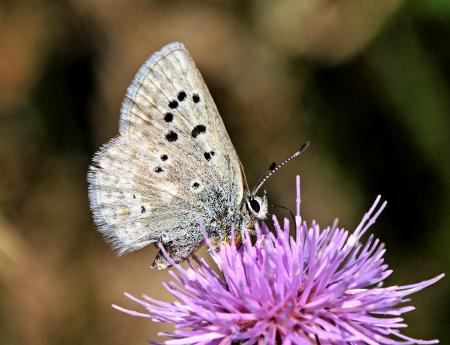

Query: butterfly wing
left=88, top=43, right=246, bottom=267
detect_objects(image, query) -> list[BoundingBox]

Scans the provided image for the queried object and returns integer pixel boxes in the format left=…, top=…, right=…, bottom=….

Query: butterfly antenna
left=252, top=141, right=310, bottom=195
left=270, top=204, right=295, bottom=223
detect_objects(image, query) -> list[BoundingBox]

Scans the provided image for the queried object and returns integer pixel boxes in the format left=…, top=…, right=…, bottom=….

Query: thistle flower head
left=114, top=177, right=443, bottom=345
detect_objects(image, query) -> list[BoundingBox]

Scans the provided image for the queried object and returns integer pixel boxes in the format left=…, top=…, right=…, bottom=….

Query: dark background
left=0, top=1, right=448, bottom=344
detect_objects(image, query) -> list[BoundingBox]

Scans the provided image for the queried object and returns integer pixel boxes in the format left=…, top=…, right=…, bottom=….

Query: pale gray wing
left=88, top=42, right=245, bottom=263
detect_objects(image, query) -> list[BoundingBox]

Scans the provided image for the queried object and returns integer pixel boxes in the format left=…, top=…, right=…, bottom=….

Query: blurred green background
left=0, top=0, right=448, bottom=344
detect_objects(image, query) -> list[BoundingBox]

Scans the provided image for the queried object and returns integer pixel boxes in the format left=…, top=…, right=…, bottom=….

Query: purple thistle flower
left=114, top=176, right=444, bottom=345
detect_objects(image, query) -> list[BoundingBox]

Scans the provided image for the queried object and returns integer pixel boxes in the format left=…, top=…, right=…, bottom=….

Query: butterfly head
left=246, top=191, right=268, bottom=220
left=245, top=142, right=310, bottom=222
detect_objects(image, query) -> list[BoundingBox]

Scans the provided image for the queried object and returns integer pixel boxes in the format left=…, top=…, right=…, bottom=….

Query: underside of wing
left=88, top=42, right=246, bottom=258
left=88, top=136, right=205, bottom=254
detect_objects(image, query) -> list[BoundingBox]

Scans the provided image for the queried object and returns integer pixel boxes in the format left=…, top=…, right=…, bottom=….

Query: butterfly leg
left=151, top=242, right=202, bottom=270
left=152, top=249, right=172, bottom=270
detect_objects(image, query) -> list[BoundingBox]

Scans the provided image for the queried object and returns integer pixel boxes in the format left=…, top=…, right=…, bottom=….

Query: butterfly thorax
left=210, top=193, right=268, bottom=249
left=207, top=205, right=252, bottom=248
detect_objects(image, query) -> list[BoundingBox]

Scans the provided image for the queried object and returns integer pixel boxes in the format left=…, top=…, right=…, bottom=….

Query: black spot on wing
left=169, top=100, right=178, bottom=109
left=192, top=94, right=200, bottom=103
left=164, top=112, right=173, bottom=122
left=177, top=91, right=187, bottom=102
left=166, top=131, right=178, bottom=142
left=191, top=125, right=206, bottom=138
left=160, top=154, right=168, bottom=161
left=204, top=151, right=215, bottom=161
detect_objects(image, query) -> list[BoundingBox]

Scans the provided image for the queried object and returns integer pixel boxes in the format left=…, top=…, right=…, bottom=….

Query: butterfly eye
left=247, top=195, right=268, bottom=220
left=249, top=198, right=261, bottom=213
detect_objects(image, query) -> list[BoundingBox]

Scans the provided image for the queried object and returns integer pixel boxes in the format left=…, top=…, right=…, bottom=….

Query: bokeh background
left=0, top=0, right=449, bottom=344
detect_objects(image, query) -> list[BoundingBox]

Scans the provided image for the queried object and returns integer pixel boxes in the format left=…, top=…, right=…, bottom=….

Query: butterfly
left=88, top=42, right=307, bottom=269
